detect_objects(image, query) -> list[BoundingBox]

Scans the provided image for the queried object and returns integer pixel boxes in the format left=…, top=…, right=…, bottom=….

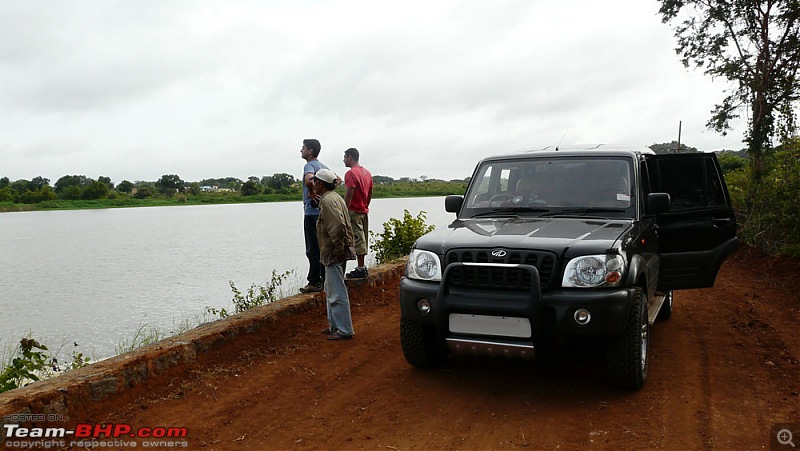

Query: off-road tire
left=400, top=317, right=448, bottom=368
left=656, top=290, right=673, bottom=321
left=605, top=288, right=649, bottom=390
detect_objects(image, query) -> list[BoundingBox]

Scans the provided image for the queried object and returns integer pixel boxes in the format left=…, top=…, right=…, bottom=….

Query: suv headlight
left=562, top=254, right=625, bottom=288
left=406, top=249, right=442, bottom=281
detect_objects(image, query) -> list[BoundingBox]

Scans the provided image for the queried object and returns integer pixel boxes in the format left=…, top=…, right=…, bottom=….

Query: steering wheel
left=488, top=194, right=513, bottom=206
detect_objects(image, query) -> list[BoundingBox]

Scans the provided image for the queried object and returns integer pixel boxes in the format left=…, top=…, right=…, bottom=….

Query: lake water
left=0, top=197, right=456, bottom=360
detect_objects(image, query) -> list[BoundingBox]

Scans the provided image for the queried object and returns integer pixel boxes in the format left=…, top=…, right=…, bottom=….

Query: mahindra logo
left=491, top=249, right=507, bottom=258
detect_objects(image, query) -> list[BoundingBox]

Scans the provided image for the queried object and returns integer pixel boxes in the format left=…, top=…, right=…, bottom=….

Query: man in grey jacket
left=312, top=168, right=356, bottom=340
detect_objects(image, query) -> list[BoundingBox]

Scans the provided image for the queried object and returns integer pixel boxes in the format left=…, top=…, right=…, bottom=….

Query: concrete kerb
left=0, top=260, right=407, bottom=419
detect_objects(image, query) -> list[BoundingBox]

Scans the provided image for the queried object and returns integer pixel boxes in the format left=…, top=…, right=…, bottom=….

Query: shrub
left=725, top=139, right=800, bottom=257
left=1, top=337, right=92, bottom=393
left=208, top=270, right=292, bottom=319
left=0, top=187, right=14, bottom=202
left=370, top=210, right=435, bottom=264
left=0, top=338, right=49, bottom=392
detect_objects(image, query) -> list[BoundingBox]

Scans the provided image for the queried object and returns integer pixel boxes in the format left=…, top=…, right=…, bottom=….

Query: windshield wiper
left=470, top=207, right=550, bottom=218
left=540, top=208, right=627, bottom=218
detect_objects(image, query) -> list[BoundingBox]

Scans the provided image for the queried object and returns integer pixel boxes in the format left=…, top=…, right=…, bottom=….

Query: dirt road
left=70, top=246, right=799, bottom=450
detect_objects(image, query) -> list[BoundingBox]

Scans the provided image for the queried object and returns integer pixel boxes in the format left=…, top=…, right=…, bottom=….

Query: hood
left=416, top=217, right=632, bottom=257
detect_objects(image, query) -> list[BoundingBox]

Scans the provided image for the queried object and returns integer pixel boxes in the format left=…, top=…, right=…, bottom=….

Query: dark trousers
left=304, top=215, right=324, bottom=285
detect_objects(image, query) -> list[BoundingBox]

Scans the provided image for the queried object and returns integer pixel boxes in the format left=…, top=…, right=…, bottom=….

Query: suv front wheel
left=605, top=288, right=649, bottom=389
left=400, top=317, right=449, bottom=368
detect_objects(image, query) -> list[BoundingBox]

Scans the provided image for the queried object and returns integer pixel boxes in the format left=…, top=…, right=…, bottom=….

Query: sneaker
left=326, top=332, right=353, bottom=341
left=346, top=267, right=368, bottom=279
left=299, top=282, right=323, bottom=293
left=321, top=327, right=334, bottom=335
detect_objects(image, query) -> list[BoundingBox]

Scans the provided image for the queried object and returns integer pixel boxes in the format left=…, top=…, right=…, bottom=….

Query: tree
left=0, top=187, right=12, bottom=202
left=187, top=182, right=201, bottom=196
left=648, top=141, right=700, bottom=154
left=54, top=175, right=89, bottom=194
left=28, top=177, right=50, bottom=192
left=266, top=173, right=295, bottom=192
left=134, top=186, right=154, bottom=199
left=373, top=175, right=394, bottom=184
left=155, top=174, right=184, bottom=196
left=98, top=176, right=114, bottom=190
left=716, top=151, right=748, bottom=173
left=82, top=180, right=110, bottom=200
left=0, top=177, right=9, bottom=189
left=9, top=179, right=31, bottom=197
left=19, top=186, right=56, bottom=204
left=116, top=180, right=134, bottom=194
left=658, top=0, right=800, bottom=186
left=241, top=178, right=263, bottom=196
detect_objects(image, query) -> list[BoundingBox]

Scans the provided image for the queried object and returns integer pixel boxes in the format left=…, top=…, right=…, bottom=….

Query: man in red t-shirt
left=343, top=148, right=373, bottom=278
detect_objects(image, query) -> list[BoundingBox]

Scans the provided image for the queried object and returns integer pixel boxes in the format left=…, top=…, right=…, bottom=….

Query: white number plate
left=449, top=314, right=531, bottom=338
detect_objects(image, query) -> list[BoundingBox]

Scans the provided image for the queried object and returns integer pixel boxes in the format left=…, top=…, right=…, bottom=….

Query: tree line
left=0, top=141, right=752, bottom=207
left=0, top=171, right=470, bottom=206
left=0, top=141, right=742, bottom=206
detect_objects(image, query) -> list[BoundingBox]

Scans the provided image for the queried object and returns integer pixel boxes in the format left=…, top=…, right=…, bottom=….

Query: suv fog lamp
left=574, top=309, right=591, bottom=325
left=417, top=299, right=432, bottom=315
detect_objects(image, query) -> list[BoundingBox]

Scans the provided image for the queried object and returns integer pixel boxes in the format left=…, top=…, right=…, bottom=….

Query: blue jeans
left=304, top=215, right=324, bottom=285
left=324, top=263, right=354, bottom=335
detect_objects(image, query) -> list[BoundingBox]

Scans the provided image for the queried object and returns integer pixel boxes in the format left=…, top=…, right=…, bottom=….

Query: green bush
left=0, top=338, right=49, bottom=392
left=725, top=139, right=800, bottom=257
left=0, top=187, right=14, bottom=202
left=370, top=210, right=435, bottom=264
left=208, top=270, right=292, bottom=319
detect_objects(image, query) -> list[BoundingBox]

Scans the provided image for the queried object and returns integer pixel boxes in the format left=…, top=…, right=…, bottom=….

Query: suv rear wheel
left=605, top=288, right=649, bottom=389
left=400, top=317, right=448, bottom=368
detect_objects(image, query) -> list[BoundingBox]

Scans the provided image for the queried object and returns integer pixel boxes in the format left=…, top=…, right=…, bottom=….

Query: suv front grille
left=445, top=249, right=557, bottom=292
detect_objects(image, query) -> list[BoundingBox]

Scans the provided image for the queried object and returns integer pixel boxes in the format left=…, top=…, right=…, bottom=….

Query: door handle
left=712, top=218, right=732, bottom=228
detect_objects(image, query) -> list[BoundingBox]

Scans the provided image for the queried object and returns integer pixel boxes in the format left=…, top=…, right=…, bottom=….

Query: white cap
left=313, top=168, right=338, bottom=184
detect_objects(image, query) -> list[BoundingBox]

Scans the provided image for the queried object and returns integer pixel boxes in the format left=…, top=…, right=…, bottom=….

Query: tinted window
left=656, top=157, right=724, bottom=211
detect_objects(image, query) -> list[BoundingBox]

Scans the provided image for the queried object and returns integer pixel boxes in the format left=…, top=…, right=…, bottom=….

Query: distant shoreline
left=0, top=185, right=466, bottom=213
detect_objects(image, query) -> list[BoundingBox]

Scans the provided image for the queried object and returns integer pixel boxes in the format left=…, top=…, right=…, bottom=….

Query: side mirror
left=445, top=195, right=463, bottom=213
left=647, top=193, right=671, bottom=215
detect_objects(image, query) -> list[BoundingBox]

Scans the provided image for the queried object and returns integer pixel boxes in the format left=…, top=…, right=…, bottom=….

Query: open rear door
left=648, top=153, right=738, bottom=290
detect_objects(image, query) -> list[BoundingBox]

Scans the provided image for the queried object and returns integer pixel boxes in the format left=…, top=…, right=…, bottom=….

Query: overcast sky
left=1, top=0, right=751, bottom=184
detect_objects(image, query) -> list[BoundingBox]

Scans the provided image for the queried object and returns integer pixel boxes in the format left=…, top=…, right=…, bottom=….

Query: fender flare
left=625, top=254, right=648, bottom=289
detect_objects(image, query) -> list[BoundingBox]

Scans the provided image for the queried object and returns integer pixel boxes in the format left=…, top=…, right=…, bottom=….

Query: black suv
left=398, top=147, right=738, bottom=389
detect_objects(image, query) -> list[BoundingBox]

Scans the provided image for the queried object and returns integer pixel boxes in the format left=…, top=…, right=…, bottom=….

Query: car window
left=705, top=158, right=725, bottom=207
left=656, top=157, right=723, bottom=211
left=462, top=156, right=634, bottom=217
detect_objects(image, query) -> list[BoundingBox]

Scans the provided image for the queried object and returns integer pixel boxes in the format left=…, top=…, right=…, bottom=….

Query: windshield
left=461, top=156, right=634, bottom=219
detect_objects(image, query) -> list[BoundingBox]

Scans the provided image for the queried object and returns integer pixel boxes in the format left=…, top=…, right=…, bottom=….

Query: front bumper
left=399, top=276, right=635, bottom=341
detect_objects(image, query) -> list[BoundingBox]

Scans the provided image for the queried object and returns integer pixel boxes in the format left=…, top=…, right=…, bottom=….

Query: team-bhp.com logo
left=4, top=423, right=187, bottom=438
left=3, top=423, right=189, bottom=448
